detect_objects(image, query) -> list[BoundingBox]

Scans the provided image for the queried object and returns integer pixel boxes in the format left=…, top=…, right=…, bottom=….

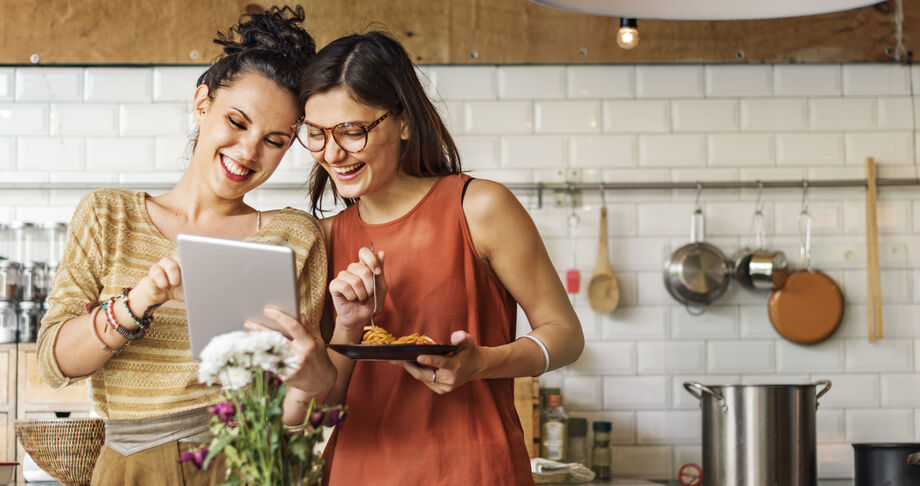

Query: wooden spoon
left=587, top=206, right=619, bottom=313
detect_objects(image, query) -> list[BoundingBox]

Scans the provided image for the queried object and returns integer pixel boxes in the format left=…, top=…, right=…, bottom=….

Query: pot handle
left=814, top=380, right=832, bottom=408
left=683, top=381, right=727, bottom=413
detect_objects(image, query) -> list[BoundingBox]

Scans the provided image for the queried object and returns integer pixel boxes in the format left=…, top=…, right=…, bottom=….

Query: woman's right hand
left=328, top=247, right=386, bottom=340
left=134, top=255, right=184, bottom=305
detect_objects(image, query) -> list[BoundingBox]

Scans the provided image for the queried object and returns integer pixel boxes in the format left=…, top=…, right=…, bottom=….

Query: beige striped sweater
left=37, top=188, right=327, bottom=420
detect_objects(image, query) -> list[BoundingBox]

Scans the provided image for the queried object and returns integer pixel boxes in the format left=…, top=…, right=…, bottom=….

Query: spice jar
left=0, top=301, right=17, bottom=343
left=591, top=421, right=612, bottom=479
left=566, top=417, right=588, bottom=465
left=0, top=260, right=20, bottom=301
left=17, top=301, right=39, bottom=343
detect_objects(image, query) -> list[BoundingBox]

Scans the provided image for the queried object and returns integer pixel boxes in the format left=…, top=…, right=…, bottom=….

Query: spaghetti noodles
left=361, top=326, right=438, bottom=345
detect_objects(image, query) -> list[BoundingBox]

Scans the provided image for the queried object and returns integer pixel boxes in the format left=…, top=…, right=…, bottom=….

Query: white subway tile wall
left=3, top=63, right=919, bottom=480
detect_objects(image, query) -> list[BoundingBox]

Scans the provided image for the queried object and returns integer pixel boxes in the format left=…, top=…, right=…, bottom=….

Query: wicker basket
left=14, top=418, right=105, bottom=486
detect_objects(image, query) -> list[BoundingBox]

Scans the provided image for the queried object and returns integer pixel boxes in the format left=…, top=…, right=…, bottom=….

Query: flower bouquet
left=182, top=330, right=344, bottom=486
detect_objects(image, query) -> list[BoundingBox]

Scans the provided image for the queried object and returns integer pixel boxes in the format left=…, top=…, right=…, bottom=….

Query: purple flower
left=179, top=447, right=208, bottom=469
left=208, top=402, right=236, bottom=424
left=329, top=408, right=347, bottom=427
left=309, top=411, right=324, bottom=428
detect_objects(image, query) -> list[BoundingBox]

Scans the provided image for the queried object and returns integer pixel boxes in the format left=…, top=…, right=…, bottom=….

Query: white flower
left=197, top=330, right=295, bottom=389
left=221, top=366, right=251, bottom=391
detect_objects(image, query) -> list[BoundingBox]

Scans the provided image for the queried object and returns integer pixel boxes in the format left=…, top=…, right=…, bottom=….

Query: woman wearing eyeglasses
left=36, top=7, right=336, bottom=485
left=295, top=31, right=584, bottom=485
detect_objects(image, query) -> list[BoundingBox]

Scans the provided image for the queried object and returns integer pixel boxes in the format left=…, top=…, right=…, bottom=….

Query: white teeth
left=333, top=163, right=364, bottom=174
left=221, top=156, right=252, bottom=177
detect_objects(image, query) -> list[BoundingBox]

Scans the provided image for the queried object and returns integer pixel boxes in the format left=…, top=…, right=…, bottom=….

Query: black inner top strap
left=462, top=176, right=475, bottom=203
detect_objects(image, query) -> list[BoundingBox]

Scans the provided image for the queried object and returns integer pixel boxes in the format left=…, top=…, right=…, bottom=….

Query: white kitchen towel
left=530, top=457, right=596, bottom=483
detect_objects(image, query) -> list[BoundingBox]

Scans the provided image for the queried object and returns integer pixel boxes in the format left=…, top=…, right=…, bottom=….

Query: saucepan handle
left=814, top=380, right=832, bottom=408
left=683, top=381, right=727, bottom=413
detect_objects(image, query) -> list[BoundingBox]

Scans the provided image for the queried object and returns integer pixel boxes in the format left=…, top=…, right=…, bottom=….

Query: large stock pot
left=684, top=381, right=832, bottom=486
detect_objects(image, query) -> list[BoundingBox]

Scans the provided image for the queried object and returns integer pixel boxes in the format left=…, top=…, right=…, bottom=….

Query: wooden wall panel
left=0, top=0, right=916, bottom=65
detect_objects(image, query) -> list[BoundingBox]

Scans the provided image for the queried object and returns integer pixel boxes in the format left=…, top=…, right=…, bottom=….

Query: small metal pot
left=732, top=249, right=788, bottom=290
left=664, top=209, right=731, bottom=307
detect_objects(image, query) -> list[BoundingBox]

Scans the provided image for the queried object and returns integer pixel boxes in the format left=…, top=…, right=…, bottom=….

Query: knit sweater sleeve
left=37, top=191, right=106, bottom=389
left=297, top=214, right=327, bottom=332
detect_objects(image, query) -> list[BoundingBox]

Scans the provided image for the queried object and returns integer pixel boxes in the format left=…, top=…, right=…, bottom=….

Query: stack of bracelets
left=100, top=288, right=160, bottom=341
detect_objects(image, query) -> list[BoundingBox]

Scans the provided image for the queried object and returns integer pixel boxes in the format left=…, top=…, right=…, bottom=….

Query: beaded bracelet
left=88, top=305, right=122, bottom=354
left=102, top=297, right=145, bottom=341
left=119, top=287, right=152, bottom=329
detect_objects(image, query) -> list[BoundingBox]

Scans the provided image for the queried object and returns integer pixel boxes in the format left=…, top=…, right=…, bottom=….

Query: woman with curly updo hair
left=37, top=7, right=335, bottom=485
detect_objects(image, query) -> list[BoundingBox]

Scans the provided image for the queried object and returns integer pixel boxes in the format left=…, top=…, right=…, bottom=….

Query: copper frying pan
left=768, top=208, right=844, bottom=344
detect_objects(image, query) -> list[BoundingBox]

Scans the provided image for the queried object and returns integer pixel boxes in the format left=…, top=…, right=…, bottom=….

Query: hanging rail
left=1, top=177, right=919, bottom=193
left=2, top=177, right=920, bottom=192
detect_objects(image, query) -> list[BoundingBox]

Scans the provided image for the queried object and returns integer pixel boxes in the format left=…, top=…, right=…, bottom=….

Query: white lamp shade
left=530, top=0, right=884, bottom=20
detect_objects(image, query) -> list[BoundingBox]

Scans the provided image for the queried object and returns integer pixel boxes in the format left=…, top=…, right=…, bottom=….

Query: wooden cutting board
left=514, top=376, right=540, bottom=458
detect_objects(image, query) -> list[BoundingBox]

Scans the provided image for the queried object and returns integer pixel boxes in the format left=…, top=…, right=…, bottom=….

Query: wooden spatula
left=588, top=206, right=619, bottom=313
left=865, top=157, right=883, bottom=342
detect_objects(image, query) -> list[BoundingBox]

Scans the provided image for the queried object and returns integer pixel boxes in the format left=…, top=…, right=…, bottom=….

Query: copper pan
left=768, top=209, right=843, bottom=344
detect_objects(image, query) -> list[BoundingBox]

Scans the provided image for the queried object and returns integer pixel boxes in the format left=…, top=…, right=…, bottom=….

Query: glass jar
left=11, top=221, right=39, bottom=264
left=0, top=223, right=10, bottom=260
left=566, top=417, right=588, bottom=465
left=540, top=394, right=568, bottom=461
left=17, top=300, right=39, bottom=343
left=591, top=420, right=612, bottom=479
left=0, top=301, right=17, bottom=343
left=44, top=222, right=68, bottom=266
left=0, top=260, right=20, bottom=301
left=20, top=262, right=48, bottom=302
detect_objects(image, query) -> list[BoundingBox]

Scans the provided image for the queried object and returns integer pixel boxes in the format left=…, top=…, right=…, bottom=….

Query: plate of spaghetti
left=328, top=325, right=459, bottom=361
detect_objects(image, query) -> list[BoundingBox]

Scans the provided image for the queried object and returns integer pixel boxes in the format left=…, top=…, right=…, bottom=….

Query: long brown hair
left=300, top=31, right=461, bottom=215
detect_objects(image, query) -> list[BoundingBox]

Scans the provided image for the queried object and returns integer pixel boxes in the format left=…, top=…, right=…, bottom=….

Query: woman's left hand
left=394, top=331, right=482, bottom=395
left=245, top=307, right=336, bottom=398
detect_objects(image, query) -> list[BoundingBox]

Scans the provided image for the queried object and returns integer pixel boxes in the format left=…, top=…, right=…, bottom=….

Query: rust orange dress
left=323, top=174, right=534, bottom=485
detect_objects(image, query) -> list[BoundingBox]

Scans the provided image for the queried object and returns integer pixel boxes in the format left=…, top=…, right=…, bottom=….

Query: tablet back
left=177, top=234, right=298, bottom=358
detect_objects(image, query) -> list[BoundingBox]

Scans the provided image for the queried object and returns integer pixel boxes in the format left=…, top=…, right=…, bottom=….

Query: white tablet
left=177, top=233, right=298, bottom=358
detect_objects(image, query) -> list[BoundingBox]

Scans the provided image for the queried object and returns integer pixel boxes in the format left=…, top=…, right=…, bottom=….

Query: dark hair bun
left=215, top=5, right=314, bottom=68
left=197, top=5, right=316, bottom=101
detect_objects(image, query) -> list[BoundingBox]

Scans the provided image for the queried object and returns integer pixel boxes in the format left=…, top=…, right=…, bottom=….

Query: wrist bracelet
left=119, top=287, right=151, bottom=329
left=102, top=298, right=145, bottom=341
left=520, top=334, right=550, bottom=375
left=89, top=305, right=121, bottom=354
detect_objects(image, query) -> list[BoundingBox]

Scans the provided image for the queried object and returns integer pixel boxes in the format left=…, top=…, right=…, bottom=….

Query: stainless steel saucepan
left=663, top=207, right=731, bottom=308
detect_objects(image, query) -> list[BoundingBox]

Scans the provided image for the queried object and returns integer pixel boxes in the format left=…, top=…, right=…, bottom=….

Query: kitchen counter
left=552, top=479, right=854, bottom=485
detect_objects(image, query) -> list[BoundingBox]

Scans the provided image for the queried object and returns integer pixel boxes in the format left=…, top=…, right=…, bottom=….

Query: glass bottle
left=566, top=417, right=588, bottom=465
left=17, top=300, right=38, bottom=343
left=591, top=420, right=612, bottom=479
left=540, top=394, right=568, bottom=461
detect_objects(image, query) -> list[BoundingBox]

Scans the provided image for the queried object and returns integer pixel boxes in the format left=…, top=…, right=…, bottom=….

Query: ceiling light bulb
left=617, top=18, right=639, bottom=50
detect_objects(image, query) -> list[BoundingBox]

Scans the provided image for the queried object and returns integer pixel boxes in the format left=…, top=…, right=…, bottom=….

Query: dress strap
left=256, top=210, right=262, bottom=231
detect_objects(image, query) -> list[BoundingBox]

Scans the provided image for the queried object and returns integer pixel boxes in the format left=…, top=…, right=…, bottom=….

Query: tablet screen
left=177, top=234, right=298, bottom=358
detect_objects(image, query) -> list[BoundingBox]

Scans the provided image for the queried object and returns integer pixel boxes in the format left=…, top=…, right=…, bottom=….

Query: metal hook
left=754, top=180, right=765, bottom=214
left=694, top=182, right=703, bottom=211
left=800, top=180, right=809, bottom=215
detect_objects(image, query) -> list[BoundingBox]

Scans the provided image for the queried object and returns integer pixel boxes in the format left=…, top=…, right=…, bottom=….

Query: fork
left=369, top=241, right=377, bottom=329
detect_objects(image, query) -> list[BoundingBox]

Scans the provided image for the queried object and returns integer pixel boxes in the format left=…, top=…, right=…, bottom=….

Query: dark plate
left=328, top=344, right=459, bottom=361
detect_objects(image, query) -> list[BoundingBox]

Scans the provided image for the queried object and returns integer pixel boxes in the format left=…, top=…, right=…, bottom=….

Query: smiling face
left=302, top=86, right=408, bottom=200
left=191, top=71, right=300, bottom=201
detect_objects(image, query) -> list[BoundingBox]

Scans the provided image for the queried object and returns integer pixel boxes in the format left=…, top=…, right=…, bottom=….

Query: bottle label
left=543, top=420, right=565, bottom=460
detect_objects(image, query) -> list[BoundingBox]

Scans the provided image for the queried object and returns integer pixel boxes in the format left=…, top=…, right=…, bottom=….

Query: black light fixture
left=616, top=18, right=639, bottom=50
